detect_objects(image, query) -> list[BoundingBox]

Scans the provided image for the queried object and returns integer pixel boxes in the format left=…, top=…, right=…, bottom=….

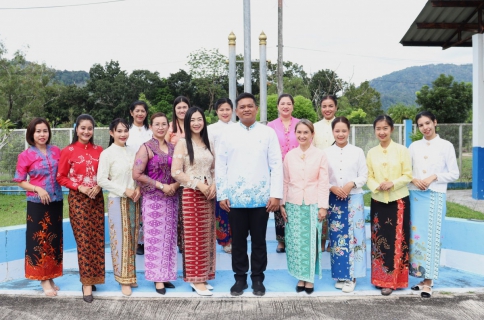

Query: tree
left=387, top=103, right=418, bottom=124
left=415, top=74, right=472, bottom=123
left=0, top=42, right=55, bottom=125
left=259, top=94, right=317, bottom=123
left=268, top=76, right=310, bottom=98
left=339, top=81, right=383, bottom=123
left=166, top=69, right=196, bottom=103
left=0, top=118, right=13, bottom=150
left=309, top=69, right=345, bottom=109
left=85, top=60, right=130, bottom=125
left=187, top=48, right=228, bottom=112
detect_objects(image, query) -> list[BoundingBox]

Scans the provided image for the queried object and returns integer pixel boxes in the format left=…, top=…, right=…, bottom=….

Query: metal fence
left=0, top=124, right=473, bottom=182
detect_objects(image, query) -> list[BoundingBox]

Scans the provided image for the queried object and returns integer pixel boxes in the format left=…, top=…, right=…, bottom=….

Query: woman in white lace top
left=172, top=106, right=216, bottom=296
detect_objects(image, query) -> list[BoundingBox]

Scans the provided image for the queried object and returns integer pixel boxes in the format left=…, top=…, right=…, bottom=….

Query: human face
left=417, top=116, right=437, bottom=140
left=190, top=111, right=204, bottom=135
left=321, top=98, right=337, bottom=120
left=110, top=123, right=129, bottom=147
left=33, top=123, right=49, bottom=147
left=150, top=116, right=169, bottom=140
left=295, top=123, right=314, bottom=148
left=175, top=102, right=189, bottom=121
left=130, top=105, right=147, bottom=126
left=236, top=97, right=258, bottom=126
left=76, top=120, right=94, bottom=144
left=216, top=103, right=233, bottom=123
left=374, top=120, right=393, bottom=145
left=333, top=122, right=349, bottom=147
left=278, top=97, right=294, bottom=118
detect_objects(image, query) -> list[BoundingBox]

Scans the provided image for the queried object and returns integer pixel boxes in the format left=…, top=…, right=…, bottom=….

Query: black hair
left=150, top=112, right=169, bottom=125
left=332, top=116, right=351, bottom=130
left=321, top=95, right=338, bottom=106
left=172, top=96, right=191, bottom=134
left=26, top=117, right=51, bottom=146
left=277, top=93, right=294, bottom=105
left=108, top=118, right=130, bottom=146
left=183, top=106, right=211, bottom=166
left=214, top=98, right=234, bottom=111
left=128, top=100, right=149, bottom=130
left=235, top=92, right=257, bottom=106
left=73, top=114, right=95, bottom=144
left=373, top=115, right=394, bottom=130
left=415, top=110, right=437, bottom=124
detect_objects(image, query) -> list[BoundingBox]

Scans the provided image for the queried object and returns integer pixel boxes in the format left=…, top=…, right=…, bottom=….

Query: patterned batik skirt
left=108, top=197, right=140, bottom=285
left=137, top=196, right=144, bottom=245
left=181, top=188, right=216, bottom=283
left=25, top=200, right=63, bottom=280
left=274, top=210, right=285, bottom=243
left=285, top=202, right=322, bottom=283
left=215, top=201, right=231, bottom=246
left=68, top=190, right=105, bottom=285
left=370, top=196, right=410, bottom=289
left=409, top=190, right=446, bottom=280
left=328, top=193, right=367, bottom=281
left=142, top=190, right=178, bottom=282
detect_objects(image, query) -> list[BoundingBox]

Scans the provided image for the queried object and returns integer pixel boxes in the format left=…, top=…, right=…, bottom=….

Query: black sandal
left=421, top=285, right=432, bottom=298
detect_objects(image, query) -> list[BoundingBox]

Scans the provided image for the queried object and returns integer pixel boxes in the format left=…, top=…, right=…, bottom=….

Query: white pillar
left=259, top=32, right=267, bottom=124
left=228, top=32, right=237, bottom=122
left=243, top=0, right=252, bottom=93
left=472, top=33, right=484, bottom=199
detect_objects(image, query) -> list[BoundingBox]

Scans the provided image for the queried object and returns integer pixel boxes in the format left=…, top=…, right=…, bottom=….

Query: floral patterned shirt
left=57, top=141, right=103, bottom=190
left=13, top=145, right=63, bottom=203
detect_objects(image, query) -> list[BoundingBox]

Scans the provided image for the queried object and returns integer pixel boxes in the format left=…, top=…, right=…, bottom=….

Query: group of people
left=14, top=92, right=459, bottom=302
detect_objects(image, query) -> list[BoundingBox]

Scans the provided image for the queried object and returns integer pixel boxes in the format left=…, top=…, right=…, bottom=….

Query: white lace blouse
left=171, top=138, right=215, bottom=190
left=97, top=144, right=136, bottom=197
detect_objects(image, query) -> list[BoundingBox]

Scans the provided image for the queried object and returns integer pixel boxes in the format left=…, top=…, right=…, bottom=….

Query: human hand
left=125, top=188, right=135, bottom=199
left=280, top=206, right=288, bottom=223
left=378, top=181, right=394, bottom=191
left=412, top=178, right=427, bottom=190
left=206, top=184, right=216, bottom=200
left=330, top=186, right=347, bottom=200
left=266, top=197, right=280, bottom=213
left=88, top=185, right=102, bottom=199
left=342, top=182, right=354, bottom=197
left=220, top=199, right=231, bottom=212
left=133, top=187, right=141, bottom=202
left=318, top=208, right=328, bottom=222
left=36, top=187, right=51, bottom=205
left=422, top=175, right=437, bottom=187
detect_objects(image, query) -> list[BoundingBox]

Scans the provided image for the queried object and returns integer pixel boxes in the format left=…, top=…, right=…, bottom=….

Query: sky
left=0, top=0, right=474, bottom=85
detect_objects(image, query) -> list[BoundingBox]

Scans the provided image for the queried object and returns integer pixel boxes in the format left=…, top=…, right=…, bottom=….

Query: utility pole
left=244, top=0, right=252, bottom=93
left=277, top=0, right=283, bottom=95
left=228, top=32, right=237, bottom=121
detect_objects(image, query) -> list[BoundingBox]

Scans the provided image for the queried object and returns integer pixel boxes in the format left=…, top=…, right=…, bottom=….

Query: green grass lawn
left=0, top=194, right=109, bottom=228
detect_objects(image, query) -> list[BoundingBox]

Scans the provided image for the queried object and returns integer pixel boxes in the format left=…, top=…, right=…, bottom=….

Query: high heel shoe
left=190, top=283, right=213, bottom=296
left=82, top=285, right=93, bottom=303
left=92, top=284, right=97, bottom=291
left=204, top=282, right=214, bottom=290
left=155, top=283, right=166, bottom=295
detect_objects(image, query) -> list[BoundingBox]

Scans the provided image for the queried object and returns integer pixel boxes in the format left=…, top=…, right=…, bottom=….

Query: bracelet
left=33, top=186, right=37, bottom=193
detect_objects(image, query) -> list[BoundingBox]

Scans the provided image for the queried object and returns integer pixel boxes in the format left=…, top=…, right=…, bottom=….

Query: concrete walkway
left=447, top=189, right=484, bottom=213
left=0, top=293, right=483, bottom=320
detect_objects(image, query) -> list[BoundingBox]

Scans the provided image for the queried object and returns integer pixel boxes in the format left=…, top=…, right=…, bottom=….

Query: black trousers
left=228, top=207, right=269, bottom=282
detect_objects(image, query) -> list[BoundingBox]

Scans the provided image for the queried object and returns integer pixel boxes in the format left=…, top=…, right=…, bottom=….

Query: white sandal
left=411, top=280, right=433, bottom=291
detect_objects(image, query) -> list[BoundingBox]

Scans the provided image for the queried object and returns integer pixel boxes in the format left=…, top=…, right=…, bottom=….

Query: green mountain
left=54, top=70, right=89, bottom=86
left=369, top=64, right=472, bottom=110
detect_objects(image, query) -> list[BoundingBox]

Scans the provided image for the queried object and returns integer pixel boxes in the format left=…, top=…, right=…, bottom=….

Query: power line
left=283, top=45, right=453, bottom=64
left=0, top=0, right=125, bottom=10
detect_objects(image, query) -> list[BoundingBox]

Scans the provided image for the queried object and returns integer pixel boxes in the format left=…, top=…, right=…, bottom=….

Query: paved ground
left=447, top=190, right=484, bottom=213
left=1, top=293, right=483, bottom=320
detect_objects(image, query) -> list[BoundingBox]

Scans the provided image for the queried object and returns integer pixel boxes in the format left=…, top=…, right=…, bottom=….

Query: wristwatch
left=159, top=183, right=164, bottom=190
left=353, top=182, right=357, bottom=189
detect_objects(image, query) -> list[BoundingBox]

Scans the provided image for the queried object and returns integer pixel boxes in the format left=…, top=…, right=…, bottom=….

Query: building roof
left=400, top=0, right=484, bottom=49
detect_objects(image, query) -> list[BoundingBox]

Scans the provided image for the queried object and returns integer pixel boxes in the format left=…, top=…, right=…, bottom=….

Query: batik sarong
left=370, top=196, right=410, bottom=289
left=108, top=197, right=140, bottom=285
left=328, top=193, right=367, bottom=281
left=285, top=202, right=322, bottom=283
left=409, top=189, right=446, bottom=280
left=68, top=190, right=105, bottom=285
left=181, top=188, right=216, bottom=283
left=25, top=201, right=63, bottom=280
